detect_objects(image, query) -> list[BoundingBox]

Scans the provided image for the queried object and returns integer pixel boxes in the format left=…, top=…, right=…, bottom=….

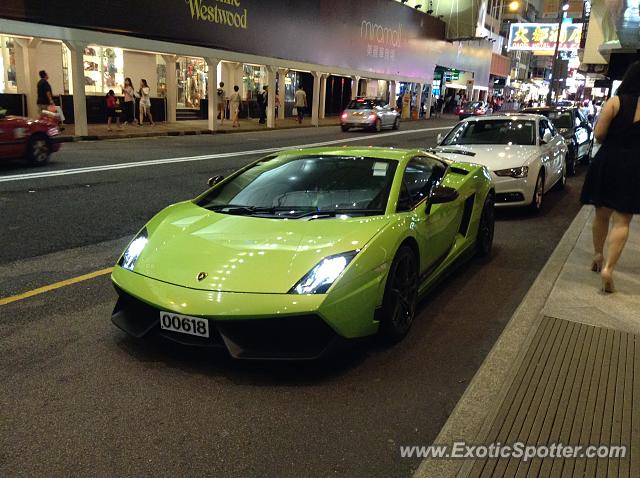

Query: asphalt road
left=0, top=121, right=586, bottom=477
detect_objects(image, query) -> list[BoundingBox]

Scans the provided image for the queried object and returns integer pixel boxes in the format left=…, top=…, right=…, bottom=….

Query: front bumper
left=111, top=266, right=381, bottom=359
left=341, top=120, right=375, bottom=128
left=491, top=174, right=534, bottom=207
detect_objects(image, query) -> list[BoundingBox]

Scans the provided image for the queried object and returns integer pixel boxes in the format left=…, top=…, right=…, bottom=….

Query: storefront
left=1, top=0, right=492, bottom=133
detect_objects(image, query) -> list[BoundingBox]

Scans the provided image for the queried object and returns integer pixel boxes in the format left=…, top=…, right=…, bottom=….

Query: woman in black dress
left=580, top=61, right=640, bottom=292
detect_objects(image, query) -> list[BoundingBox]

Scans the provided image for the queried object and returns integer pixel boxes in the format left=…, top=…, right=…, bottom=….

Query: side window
left=539, top=119, right=552, bottom=142
left=575, top=111, right=584, bottom=127
left=397, top=157, right=444, bottom=211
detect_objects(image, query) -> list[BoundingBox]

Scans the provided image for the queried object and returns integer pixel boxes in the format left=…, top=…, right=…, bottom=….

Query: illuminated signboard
left=508, top=23, right=583, bottom=51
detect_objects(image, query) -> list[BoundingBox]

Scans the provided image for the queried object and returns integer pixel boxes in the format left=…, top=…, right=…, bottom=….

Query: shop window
left=0, top=36, right=17, bottom=94
left=156, top=55, right=166, bottom=98
left=177, top=57, right=207, bottom=108
left=81, top=45, right=124, bottom=95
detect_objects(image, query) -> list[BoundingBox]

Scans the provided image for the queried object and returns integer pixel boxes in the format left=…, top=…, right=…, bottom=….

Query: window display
left=0, top=36, right=17, bottom=94
left=177, top=57, right=207, bottom=108
left=82, top=45, right=124, bottom=95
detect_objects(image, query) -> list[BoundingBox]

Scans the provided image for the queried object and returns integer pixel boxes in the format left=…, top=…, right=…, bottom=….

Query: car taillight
left=341, top=112, right=348, bottom=119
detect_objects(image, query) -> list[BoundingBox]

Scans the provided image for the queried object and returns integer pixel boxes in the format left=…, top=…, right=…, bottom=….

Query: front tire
left=567, top=143, right=578, bottom=176
left=26, top=134, right=51, bottom=165
left=529, top=170, right=545, bottom=213
left=341, top=125, right=350, bottom=132
left=378, top=246, right=419, bottom=343
left=556, top=157, right=567, bottom=190
left=476, top=193, right=495, bottom=258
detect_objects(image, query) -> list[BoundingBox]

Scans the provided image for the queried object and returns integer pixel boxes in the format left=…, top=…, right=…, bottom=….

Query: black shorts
left=106, top=108, right=119, bottom=119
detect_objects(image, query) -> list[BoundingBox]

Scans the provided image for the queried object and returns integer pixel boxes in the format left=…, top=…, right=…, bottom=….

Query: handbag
left=292, top=107, right=298, bottom=116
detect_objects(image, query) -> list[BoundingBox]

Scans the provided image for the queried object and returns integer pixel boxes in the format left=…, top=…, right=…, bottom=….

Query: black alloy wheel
left=476, top=193, right=495, bottom=258
left=379, top=246, right=419, bottom=343
left=26, top=135, right=51, bottom=165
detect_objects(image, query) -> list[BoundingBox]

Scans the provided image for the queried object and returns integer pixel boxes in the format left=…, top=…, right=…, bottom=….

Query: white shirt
left=294, top=89, right=307, bottom=107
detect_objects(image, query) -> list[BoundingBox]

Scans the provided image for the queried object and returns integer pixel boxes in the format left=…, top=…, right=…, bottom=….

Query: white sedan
left=433, top=114, right=568, bottom=211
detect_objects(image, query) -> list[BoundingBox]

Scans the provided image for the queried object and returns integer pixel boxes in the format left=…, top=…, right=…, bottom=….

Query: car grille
left=111, top=286, right=337, bottom=359
left=496, top=192, right=525, bottom=203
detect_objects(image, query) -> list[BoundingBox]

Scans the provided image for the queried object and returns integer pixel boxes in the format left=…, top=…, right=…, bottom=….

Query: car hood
left=132, top=202, right=390, bottom=293
left=433, top=144, right=539, bottom=171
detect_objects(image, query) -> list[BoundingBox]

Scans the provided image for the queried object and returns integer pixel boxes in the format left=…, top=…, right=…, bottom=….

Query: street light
left=546, top=1, right=569, bottom=105
left=508, top=1, right=520, bottom=11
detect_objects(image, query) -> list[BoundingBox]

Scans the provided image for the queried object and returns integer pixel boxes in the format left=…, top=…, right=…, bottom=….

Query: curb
left=55, top=121, right=341, bottom=142
left=413, top=205, right=593, bottom=478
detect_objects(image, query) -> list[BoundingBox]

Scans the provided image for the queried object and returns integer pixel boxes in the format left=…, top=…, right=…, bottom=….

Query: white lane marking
left=0, top=127, right=451, bottom=183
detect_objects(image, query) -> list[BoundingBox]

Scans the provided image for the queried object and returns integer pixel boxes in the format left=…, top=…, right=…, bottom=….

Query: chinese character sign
left=508, top=23, right=583, bottom=51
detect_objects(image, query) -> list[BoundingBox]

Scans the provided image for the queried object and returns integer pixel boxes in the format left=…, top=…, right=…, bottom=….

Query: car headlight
left=118, top=228, right=148, bottom=271
left=290, top=251, right=358, bottom=294
left=494, top=166, right=529, bottom=178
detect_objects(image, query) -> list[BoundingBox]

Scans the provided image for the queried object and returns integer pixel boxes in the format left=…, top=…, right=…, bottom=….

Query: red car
left=456, top=101, right=490, bottom=120
left=0, top=108, right=61, bottom=165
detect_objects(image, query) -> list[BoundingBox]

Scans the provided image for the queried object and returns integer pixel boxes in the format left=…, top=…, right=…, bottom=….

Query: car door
left=375, top=100, right=389, bottom=127
left=538, top=118, right=562, bottom=188
left=397, top=157, right=461, bottom=278
left=0, top=116, right=21, bottom=159
left=574, top=110, right=591, bottom=157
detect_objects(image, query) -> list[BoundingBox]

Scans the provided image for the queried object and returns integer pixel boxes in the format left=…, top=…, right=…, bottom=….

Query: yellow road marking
left=0, top=267, right=113, bottom=306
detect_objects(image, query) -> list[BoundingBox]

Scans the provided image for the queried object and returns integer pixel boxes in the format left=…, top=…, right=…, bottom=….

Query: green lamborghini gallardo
left=111, top=147, right=495, bottom=359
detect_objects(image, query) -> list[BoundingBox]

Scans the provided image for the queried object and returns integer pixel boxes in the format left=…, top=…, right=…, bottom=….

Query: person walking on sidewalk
left=258, top=86, right=268, bottom=124
left=138, top=79, right=154, bottom=126
left=105, top=89, right=121, bottom=131
left=580, top=61, right=640, bottom=293
left=294, top=85, right=307, bottom=124
left=122, top=77, right=138, bottom=126
left=217, top=82, right=226, bottom=124
left=230, top=85, right=241, bottom=128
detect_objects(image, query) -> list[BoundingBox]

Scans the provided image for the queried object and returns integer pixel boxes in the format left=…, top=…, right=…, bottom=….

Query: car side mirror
left=541, top=131, right=553, bottom=144
left=436, top=133, right=443, bottom=145
left=208, top=175, right=224, bottom=187
left=430, top=185, right=459, bottom=204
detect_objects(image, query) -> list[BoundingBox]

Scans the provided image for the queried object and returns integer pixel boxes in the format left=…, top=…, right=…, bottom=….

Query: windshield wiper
left=205, top=204, right=277, bottom=215
left=294, top=208, right=385, bottom=219
left=433, top=148, right=476, bottom=157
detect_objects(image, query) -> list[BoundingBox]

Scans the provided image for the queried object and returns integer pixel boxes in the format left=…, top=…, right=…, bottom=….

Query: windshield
left=464, top=101, right=483, bottom=109
left=442, top=119, right=535, bottom=146
left=197, top=155, right=397, bottom=218
left=545, top=111, right=573, bottom=129
left=347, top=99, right=378, bottom=109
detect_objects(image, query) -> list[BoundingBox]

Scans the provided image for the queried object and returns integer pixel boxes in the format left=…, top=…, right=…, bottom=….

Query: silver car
left=341, top=98, right=400, bottom=132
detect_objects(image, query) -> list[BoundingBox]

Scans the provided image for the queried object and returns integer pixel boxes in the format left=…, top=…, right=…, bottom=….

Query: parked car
left=111, top=146, right=494, bottom=359
left=433, top=114, right=567, bottom=212
left=456, top=101, right=489, bottom=120
left=521, top=106, right=594, bottom=175
left=341, top=98, right=400, bottom=132
left=0, top=108, right=61, bottom=165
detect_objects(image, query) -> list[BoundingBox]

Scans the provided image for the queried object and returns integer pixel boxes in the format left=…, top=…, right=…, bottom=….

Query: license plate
left=353, top=112, right=362, bottom=116
left=159, top=311, right=209, bottom=338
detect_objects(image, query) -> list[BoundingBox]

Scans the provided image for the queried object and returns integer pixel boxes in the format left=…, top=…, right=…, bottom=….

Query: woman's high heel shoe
left=601, top=270, right=615, bottom=293
left=591, top=254, right=604, bottom=272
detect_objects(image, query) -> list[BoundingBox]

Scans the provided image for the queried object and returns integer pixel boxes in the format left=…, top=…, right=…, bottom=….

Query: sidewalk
left=57, top=116, right=339, bottom=141
left=416, top=208, right=640, bottom=477
left=56, top=114, right=459, bottom=141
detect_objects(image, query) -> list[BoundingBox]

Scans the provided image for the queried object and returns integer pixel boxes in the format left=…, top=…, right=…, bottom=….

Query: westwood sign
left=185, top=0, right=248, bottom=29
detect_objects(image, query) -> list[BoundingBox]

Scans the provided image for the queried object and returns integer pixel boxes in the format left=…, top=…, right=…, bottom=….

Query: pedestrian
left=122, top=77, right=137, bottom=126
left=105, top=89, right=121, bottom=131
left=217, top=82, right=226, bottom=124
left=230, top=85, right=241, bottom=128
left=138, top=79, right=154, bottom=126
left=37, top=70, right=65, bottom=129
left=258, top=85, right=268, bottom=124
left=580, top=61, right=640, bottom=293
left=294, top=84, right=307, bottom=124
left=37, top=70, right=54, bottom=115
